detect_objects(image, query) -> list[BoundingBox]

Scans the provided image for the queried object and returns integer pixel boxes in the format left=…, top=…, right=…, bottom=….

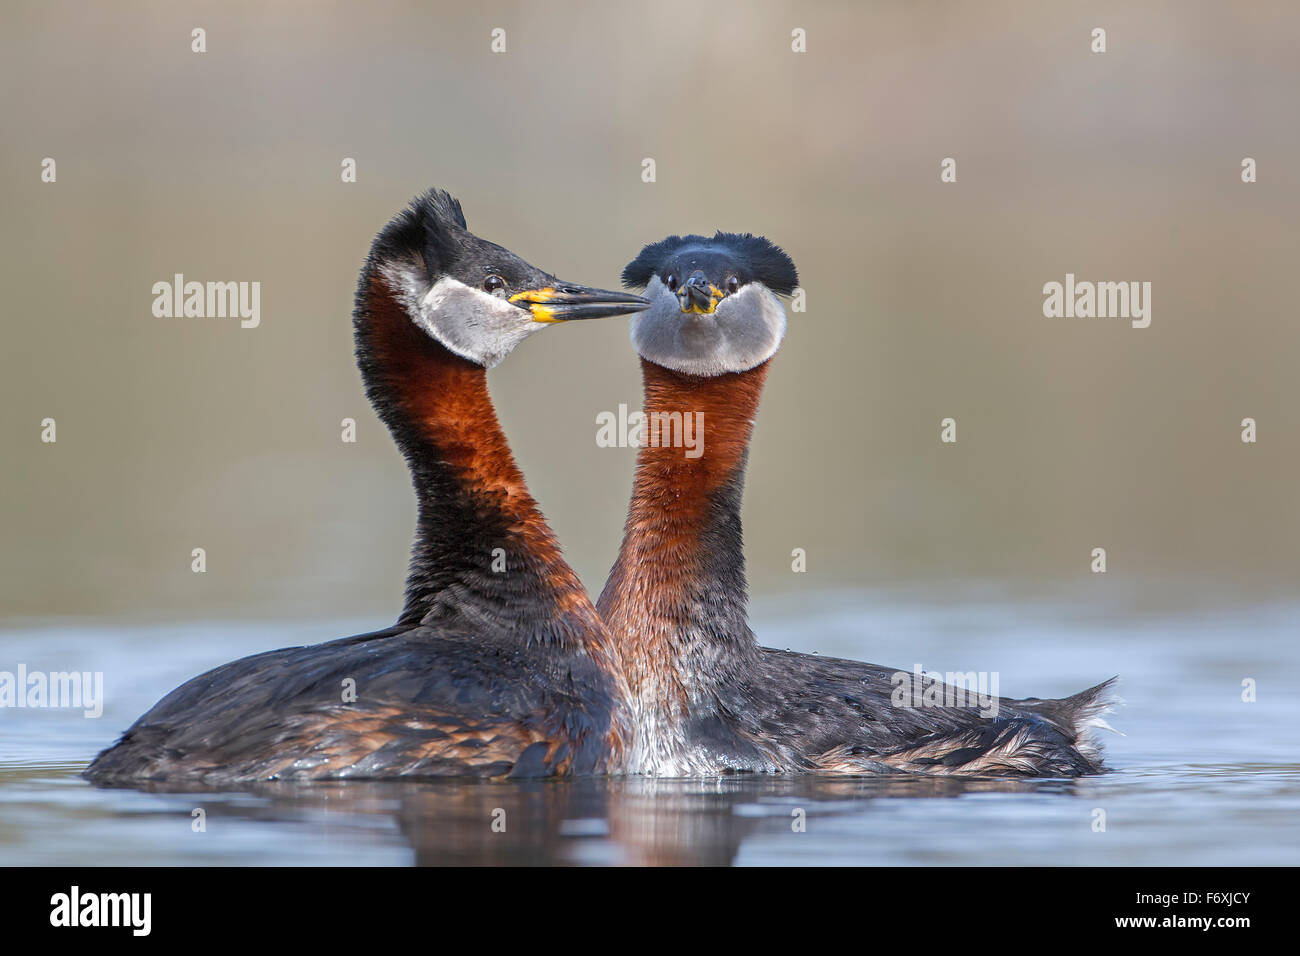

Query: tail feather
left=1064, top=676, right=1124, bottom=766
left=1017, top=676, right=1123, bottom=768
left=814, top=677, right=1123, bottom=778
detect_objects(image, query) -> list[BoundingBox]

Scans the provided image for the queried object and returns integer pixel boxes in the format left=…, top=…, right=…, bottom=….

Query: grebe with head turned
left=599, top=232, right=1117, bottom=776
left=86, top=189, right=648, bottom=785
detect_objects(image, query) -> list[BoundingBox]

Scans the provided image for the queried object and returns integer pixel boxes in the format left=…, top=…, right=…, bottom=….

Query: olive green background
left=2, top=1, right=1297, bottom=621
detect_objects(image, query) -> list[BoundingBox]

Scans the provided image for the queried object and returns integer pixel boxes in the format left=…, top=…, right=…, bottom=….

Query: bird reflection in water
left=129, top=774, right=1080, bottom=866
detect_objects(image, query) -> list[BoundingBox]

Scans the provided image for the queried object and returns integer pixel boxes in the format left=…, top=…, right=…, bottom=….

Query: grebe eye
left=483, top=275, right=505, bottom=294
left=666, top=274, right=678, bottom=292
left=725, top=275, right=740, bottom=295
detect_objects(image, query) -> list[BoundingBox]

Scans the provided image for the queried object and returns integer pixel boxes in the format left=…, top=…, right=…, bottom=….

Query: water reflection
left=86, top=772, right=1081, bottom=866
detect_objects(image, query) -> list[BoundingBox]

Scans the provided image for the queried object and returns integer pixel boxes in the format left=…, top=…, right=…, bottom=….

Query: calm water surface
left=2, top=590, right=1296, bottom=865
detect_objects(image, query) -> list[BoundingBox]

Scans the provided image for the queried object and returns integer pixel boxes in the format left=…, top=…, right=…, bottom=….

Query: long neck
left=355, top=270, right=606, bottom=648
left=597, top=358, right=769, bottom=710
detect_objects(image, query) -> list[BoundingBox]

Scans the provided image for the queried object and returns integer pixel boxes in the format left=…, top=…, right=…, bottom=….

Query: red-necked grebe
left=598, top=231, right=1117, bottom=776
left=86, top=189, right=647, bottom=785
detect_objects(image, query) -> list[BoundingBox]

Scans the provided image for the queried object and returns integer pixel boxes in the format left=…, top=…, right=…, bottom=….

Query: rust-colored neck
left=356, top=272, right=607, bottom=649
left=597, top=358, right=770, bottom=708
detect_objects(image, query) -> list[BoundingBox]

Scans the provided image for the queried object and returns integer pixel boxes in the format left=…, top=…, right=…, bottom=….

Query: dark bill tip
left=509, top=283, right=651, bottom=322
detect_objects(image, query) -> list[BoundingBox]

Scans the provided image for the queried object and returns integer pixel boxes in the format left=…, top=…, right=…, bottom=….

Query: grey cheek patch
left=631, top=278, right=787, bottom=376
left=378, top=264, right=541, bottom=369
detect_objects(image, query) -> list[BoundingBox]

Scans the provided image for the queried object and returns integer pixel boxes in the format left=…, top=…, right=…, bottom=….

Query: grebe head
left=368, top=188, right=650, bottom=368
left=620, top=232, right=798, bottom=376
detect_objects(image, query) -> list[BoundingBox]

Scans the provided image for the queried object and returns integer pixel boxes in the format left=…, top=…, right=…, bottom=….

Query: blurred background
left=4, top=0, right=1300, bottom=868
left=2, top=0, right=1298, bottom=624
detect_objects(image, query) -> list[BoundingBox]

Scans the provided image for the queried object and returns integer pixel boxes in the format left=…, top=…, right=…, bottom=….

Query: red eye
left=483, top=275, right=505, bottom=294
left=666, top=274, right=678, bottom=292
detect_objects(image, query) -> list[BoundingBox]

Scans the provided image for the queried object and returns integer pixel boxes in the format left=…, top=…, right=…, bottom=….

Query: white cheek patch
left=630, top=276, right=787, bottom=376
left=376, top=262, right=543, bottom=369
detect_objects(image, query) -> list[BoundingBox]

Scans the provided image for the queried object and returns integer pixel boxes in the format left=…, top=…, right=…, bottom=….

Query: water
left=2, top=589, right=1297, bottom=866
